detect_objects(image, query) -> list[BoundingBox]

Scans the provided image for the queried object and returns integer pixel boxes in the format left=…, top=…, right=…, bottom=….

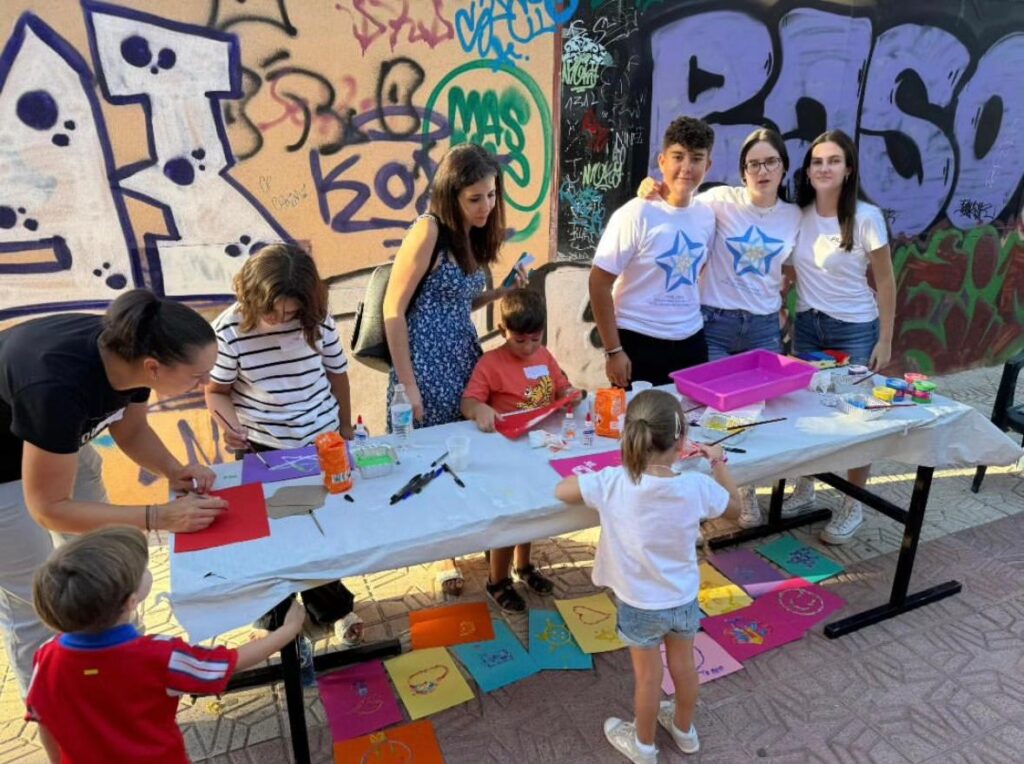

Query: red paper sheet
left=173, top=483, right=270, bottom=553
left=409, top=602, right=495, bottom=650
left=494, top=395, right=577, bottom=439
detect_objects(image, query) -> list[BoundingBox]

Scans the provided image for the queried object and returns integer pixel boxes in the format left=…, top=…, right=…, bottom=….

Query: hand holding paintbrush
left=212, top=410, right=270, bottom=466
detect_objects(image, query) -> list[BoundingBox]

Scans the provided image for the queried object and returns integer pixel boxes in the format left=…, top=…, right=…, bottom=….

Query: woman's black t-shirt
left=0, top=314, right=150, bottom=484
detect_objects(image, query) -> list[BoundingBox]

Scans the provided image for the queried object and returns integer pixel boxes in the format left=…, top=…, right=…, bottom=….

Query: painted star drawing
left=726, top=225, right=785, bottom=277
left=655, top=230, right=706, bottom=291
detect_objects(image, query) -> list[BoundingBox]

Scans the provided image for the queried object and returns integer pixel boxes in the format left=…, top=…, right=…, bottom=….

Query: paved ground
left=1, top=365, right=1021, bottom=763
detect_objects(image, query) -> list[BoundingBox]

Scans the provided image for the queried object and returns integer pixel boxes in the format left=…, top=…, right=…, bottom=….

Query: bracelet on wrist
left=710, top=454, right=729, bottom=467
left=604, top=346, right=623, bottom=358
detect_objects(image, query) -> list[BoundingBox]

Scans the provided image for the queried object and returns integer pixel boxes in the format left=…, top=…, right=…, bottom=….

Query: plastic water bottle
left=353, top=415, right=369, bottom=442
left=582, top=413, right=595, bottom=447
left=297, top=635, right=316, bottom=687
left=390, top=384, right=414, bottom=444
left=561, top=406, right=577, bottom=442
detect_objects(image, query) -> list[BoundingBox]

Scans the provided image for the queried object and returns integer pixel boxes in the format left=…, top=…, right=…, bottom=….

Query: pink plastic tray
left=670, top=350, right=815, bottom=410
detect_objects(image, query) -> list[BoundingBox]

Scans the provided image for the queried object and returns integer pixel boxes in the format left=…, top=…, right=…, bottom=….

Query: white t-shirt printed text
left=697, top=185, right=802, bottom=315
left=577, top=465, right=729, bottom=610
left=793, top=201, right=889, bottom=323
left=593, top=198, right=716, bottom=340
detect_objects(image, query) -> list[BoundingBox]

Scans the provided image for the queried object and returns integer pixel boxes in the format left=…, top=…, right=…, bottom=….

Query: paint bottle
left=582, top=413, right=595, bottom=447
left=316, top=431, right=352, bottom=493
left=353, top=416, right=369, bottom=442
left=885, top=378, right=908, bottom=402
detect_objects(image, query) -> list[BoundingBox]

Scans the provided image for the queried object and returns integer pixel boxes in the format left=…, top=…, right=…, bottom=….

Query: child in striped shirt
left=205, top=244, right=362, bottom=644
left=26, top=527, right=305, bottom=764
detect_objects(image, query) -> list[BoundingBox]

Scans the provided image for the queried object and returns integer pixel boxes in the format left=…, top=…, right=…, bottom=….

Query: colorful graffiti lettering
left=455, top=0, right=579, bottom=70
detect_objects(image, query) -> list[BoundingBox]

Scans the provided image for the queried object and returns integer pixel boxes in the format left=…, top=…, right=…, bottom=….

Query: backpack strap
left=408, top=214, right=447, bottom=309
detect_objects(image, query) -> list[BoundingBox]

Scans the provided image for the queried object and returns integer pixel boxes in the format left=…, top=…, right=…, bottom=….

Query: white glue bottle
left=353, top=415, right=369, bottom=442
left=561, top=406, right=577, bottom=442
left=582, top=412, right=595, bottom=447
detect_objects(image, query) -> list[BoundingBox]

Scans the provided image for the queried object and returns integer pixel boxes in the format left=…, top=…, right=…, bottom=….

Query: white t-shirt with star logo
left=593, top=197, right=716, bottom=340
left=697, top=185, right=802, bottom=315
left=793, top=201, right=889, bottom=322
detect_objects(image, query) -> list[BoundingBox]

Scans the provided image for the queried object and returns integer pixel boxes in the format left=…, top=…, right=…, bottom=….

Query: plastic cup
left=628, top=380, right=653, bottom=400
left=446, top=435, right=471, bottom=470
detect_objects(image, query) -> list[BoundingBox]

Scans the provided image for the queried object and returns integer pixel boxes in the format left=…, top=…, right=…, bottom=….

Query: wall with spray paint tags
left=558, top=0, right=1024, bottom=378
left=0, top=0, right=564, bottom=503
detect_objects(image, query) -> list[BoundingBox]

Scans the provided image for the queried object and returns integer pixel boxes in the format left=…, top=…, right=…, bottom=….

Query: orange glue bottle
left=315, top=431, right=352, bottom=493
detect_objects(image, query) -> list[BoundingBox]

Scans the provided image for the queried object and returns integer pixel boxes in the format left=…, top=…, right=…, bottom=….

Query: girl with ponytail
left=555, top=390, right=740, bottom=762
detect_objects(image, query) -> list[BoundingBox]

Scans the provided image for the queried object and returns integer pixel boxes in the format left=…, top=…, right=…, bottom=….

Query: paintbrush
left=683, top=403, right=705, bottom=414
left=307, top=509, right=325, bottom=535
left=726, top=416, right=787, bottom=431
left=707, top=430, right=744, bottom=447
left=865, top=402, right=918, bottom=410
left=851, top=371, right=877, bottom=385
left=212, top=410, right=270, bottom=466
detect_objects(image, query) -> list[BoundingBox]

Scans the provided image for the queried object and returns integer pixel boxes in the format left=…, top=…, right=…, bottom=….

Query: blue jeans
left=616, top=598, right=701, bottom=648
left=701, top=306, right=782, bottom=361
left=795, top=310, right=879, bottom=367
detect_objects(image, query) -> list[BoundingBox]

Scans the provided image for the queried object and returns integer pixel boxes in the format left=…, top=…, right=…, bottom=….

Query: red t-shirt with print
left=463, top=344, right=572, bottom=414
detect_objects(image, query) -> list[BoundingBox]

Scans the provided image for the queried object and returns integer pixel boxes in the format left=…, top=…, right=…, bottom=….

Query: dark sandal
left=514, top=565, right=554, bottom=595
left=486, top=578, right=526, bottom=613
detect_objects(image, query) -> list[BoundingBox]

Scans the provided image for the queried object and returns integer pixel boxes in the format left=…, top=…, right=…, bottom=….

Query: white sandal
left=435, top=567, right=465, bottom=597
left=334, top=612, right=364, bottom=647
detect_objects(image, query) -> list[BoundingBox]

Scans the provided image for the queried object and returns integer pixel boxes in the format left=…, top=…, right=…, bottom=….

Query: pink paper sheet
left=661, top=632, right=743, bottom=693
left=317, top=660, right=403, bottom=742
left=700, top=601, right=806, bottom=661
left=549, top=449, right=621, bottom=478
left=745, top=578, right=847, bottom=629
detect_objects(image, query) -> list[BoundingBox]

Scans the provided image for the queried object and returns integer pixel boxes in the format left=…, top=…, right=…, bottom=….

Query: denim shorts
left=794, top=310, right=879, bottom=366
left=701, top=306, right=782, bottom=361
left=616, top=598, right=702, bottom=648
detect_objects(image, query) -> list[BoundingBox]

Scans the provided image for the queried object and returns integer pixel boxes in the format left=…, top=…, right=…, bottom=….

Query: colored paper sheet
left=409, top=602, right=495, bottom=650
left=707, top=549, right=791, bottom=598
left=451, top=621, right=539, bottom=693
left=241, top=445, right=321, bottom=485
left=661, top=632, right=744, bottom=693
left=317, top=660, right=402, bottom=742
left=700, top=601, right=806, bottom=661
left=333, top=720, right=444, bottom=764
left=173, top=483, right=269, bottom=553
left=756, top=536, right=844, bottom=583
left=744, top=578, right=847, bottom=630
left=528, top=609, right=592, bottom=670
left=549, top=449, right=621, bottom=478
left=698, top=561, right=754, bottom=616
left=554, top=593, right=625, bottom=654
left=384, top=647, right=474, bottom=720
left=495, top=395, right=576, bottom=439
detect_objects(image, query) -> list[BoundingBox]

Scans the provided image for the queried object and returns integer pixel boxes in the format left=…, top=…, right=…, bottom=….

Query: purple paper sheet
left=317, top=660, right=403, bottom=742
left=707, top=549, right=791, bottom=598
left=240, top=445, right=320, bottom=485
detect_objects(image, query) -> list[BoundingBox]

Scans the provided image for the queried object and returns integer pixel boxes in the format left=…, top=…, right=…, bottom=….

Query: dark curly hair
left=662, top=116, right=715, bottom=153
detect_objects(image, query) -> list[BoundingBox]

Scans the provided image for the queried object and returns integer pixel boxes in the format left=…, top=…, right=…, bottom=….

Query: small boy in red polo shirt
left=461, top=288, right=580, bottom=613
left=25, top=527, right=305, bottom=764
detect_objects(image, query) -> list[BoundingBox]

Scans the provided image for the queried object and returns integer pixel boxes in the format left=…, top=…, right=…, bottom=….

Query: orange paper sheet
left=333, top=720, right=444, bottom=764
left=409, top=602, right=495, bottom=650
left=173, top=483, right=270, bottom=553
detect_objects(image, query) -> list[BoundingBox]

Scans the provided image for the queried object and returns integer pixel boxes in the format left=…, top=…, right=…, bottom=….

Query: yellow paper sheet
left=383, top=647, right=474, bottom=720
left=554, top=592, right=625, bottom=653
left=698, top=561, right=753, bottom=615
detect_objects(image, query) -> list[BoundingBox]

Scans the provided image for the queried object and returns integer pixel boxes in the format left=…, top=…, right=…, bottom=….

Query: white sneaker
left=603, top=718, right=658, bottom=763
left=737, top=488, right=762, bottom=529
left=821, top=496, right=863, bottom=545
left=781, top=477, right=816, bottom=518
left=657, top=700, right=700, bottom=754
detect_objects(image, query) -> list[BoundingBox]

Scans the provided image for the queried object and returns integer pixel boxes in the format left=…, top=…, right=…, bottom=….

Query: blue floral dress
left=387, top=233, right=486, bottom=429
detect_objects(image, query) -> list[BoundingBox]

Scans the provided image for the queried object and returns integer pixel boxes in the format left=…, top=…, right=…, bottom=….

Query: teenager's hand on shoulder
left=169, top=463, right=216, bottom=493
left=605, top=352, right=631, bottom=388
left=869, top=339, right=892, bottom=371
left=474, top=405, right=497, bottom=432
left=637, top=177, right=662, bottom=200
left=162, top=494, right=227, bottom=532
left=406, top=382, right=424, bottom=422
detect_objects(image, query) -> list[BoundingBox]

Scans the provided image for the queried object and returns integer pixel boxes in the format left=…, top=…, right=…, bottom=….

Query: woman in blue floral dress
left=383, top=144, right=523, bottom=594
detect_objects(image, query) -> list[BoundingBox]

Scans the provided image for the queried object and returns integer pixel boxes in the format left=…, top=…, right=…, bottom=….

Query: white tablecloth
left=170, top=388, right=1022, bottom=641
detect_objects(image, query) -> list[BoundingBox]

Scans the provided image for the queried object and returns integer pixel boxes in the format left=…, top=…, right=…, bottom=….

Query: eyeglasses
left=744, top=157, right=782, bottom=174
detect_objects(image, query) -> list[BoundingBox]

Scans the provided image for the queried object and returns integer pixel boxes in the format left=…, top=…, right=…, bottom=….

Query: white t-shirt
left=793, top=201, right=889, bottom=323
left=210, top=304, right=348, bottom=449
left=577, top=465, right=729, bottom=610
left=697, top=186, right=802, bottom=315
left=593, top=197, right=716, bottom=340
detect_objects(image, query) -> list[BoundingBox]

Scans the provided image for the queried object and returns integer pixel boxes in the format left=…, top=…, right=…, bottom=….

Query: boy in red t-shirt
left=461, top=288, right=580, bottom=612
left=25, top=527, right=305, bottom=764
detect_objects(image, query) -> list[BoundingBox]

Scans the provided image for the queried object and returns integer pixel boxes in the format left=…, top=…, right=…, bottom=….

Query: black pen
left=430, top=451, right=450, bottom=469
left=443, top=463, right=466, bottom=488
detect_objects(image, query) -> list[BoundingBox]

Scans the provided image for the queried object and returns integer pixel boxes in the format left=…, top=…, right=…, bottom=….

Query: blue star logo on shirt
left=655, top=230, right=706, bottom=291
left=726, top=225, right=785, bottom=277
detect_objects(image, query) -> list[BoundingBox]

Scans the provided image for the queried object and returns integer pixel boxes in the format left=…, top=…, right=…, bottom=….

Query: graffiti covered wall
left=558, top=0, right=1024, bottom=376
left=0, top=0, right=564, bottom=502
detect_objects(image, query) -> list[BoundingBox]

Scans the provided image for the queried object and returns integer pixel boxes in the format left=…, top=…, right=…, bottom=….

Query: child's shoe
left=513, top=564, right=554, bottom=595
left=737, top=488, right=762, bottom=529
left=485, top=578, right=526, bottom=613
left=657, top=700, right=699, bottom=754
left=781, top=477, right=816, bottom=517
left=820, top=496, right=863, bottom=545
left=603, top=718, right=658, bottom=763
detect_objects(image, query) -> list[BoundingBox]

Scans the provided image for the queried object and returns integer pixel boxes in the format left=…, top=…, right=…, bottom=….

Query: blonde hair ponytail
left=621, top=390, right=686, bottom=483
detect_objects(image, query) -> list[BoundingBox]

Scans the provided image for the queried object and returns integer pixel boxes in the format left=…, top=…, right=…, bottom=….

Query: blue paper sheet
left=756, top=536, right=844, bottom=584
left=451, top=621, right=538, bottom=693
left=528, top=609, right=593, bottom=670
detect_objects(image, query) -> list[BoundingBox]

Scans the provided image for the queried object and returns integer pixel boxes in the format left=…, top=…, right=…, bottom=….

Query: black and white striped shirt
left=210, top=303, right=348, bottom=449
